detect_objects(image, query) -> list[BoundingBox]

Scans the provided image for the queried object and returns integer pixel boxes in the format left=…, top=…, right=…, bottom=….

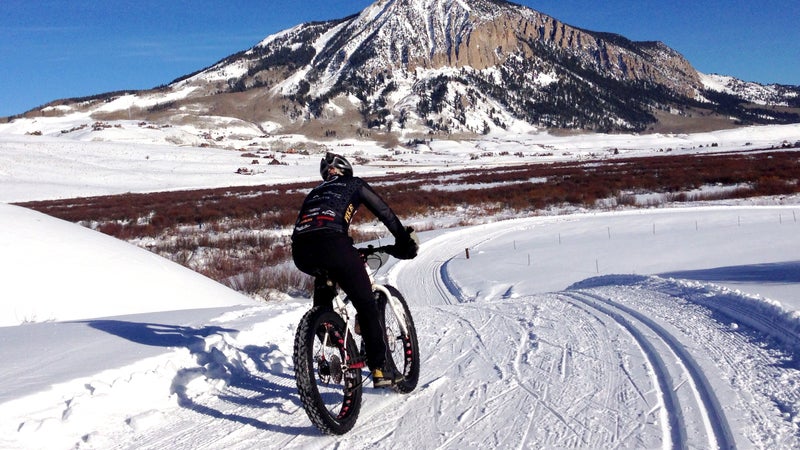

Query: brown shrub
left=14, top=149, right=800, bottom=300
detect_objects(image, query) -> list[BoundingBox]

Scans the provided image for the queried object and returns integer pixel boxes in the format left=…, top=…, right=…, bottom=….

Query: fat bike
left=292, top=245, right=420, bottom=435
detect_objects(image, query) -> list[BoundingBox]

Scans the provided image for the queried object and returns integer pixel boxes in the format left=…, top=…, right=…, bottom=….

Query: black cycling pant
left=292, top=232, right=387, bottom=371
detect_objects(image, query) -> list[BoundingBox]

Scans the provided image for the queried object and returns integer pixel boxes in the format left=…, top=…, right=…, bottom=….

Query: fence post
left=465, top=248, right=470, bottom=259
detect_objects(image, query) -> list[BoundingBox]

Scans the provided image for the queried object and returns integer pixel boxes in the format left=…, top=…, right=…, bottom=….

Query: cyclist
left=292, top=152, right=418, bottom=387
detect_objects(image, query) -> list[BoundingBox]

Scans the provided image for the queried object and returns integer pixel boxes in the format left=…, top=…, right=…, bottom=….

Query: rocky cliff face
left=456, top=9, right=702, bottom=95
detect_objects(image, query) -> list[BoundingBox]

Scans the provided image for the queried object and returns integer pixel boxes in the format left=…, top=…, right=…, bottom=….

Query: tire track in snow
left=384, top=220, right=740, bottom=447
left=389, top=224, right=667, bottom=447
left=561, top=291, right=735, bottom=450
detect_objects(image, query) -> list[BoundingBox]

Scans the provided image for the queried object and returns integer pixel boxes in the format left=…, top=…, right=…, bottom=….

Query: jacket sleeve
left=359, top=180, right=407, bottom=239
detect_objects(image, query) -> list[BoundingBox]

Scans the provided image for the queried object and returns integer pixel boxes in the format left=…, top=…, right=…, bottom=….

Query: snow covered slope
left=701, top=72, right=800, bottom=106
left=0, top=203, right=255, bottom=326
left=15, top=0, right=799, bottom=136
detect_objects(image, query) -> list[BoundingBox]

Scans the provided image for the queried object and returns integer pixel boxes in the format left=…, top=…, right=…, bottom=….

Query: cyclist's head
left=320, top=152, right=353, bottom=181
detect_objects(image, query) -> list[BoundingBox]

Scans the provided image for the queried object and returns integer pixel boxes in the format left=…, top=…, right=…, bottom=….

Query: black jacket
left=292, top=174, right=405, bottom=240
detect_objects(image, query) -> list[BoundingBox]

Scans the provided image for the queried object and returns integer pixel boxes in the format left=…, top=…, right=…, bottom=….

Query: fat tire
left=293, top=306, right=362, bottom=435
left=379, top=285, right=420, bottom=393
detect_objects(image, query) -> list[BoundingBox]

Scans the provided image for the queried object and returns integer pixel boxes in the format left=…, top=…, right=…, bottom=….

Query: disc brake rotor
left=329, top=354, right=343, bottom=384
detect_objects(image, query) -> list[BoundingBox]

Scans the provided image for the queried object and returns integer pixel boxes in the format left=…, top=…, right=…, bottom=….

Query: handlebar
left=359, top=228, right=418, bottom=261
left=358, top=244, right=398, bottom=258
left=357, top=245, right=395, bottom=272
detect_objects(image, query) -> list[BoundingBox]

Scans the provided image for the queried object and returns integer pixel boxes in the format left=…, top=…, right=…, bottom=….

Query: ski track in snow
left=560, top=291, right=732, bottom=449
left=3, top=215, right=800, bottom=449
left=568, top=281, right=800, bottom=449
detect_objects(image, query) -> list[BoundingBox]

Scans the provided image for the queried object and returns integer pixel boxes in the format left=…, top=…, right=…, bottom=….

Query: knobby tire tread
left=293, top=306, right=362, bottom=435
left=381, top=285, right=421, bottom=393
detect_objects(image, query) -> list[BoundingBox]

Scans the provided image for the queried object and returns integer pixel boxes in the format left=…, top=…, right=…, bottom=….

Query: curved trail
left=385, top=219, right=797, bottom=449
left=387, top=222, right=688, bottom=447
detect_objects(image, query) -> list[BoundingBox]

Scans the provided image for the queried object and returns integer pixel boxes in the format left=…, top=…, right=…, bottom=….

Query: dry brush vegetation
left=17, top=148, right=800, bottom=301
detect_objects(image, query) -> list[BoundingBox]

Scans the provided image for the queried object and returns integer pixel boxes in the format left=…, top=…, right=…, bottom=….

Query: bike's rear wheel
left=293, top=306, right=363, bottom=435
left=378, top=285, right=420, bottom=393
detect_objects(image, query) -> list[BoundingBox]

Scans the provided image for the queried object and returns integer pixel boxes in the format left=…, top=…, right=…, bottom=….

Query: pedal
left=348, top=351, right=367, bottom=370
left=349, top=361, right=366, bottom=369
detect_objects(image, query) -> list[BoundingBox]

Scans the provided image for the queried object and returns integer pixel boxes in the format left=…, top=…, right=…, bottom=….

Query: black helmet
left=320, top=152, right=353, bottom=181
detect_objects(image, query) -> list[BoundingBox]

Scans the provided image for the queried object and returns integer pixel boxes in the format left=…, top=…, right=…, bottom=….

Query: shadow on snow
left=83, top=319, right=319, bottom=436
left=660, top=260, right=800, bottom=284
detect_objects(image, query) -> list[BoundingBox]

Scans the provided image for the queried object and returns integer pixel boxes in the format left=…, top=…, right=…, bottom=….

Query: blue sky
left=2, top=0, right=798, bottom=117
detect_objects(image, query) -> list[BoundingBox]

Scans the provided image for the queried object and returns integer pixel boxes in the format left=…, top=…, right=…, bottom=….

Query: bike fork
left=374, top=285, right=409, bottom=336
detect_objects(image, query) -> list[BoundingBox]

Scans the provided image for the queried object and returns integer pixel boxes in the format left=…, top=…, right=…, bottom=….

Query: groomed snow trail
left=560, top=291, right=732, bottom=449
left=392, top=219, right=800, bottom=449
left=391, top=223, right=683, bottom=448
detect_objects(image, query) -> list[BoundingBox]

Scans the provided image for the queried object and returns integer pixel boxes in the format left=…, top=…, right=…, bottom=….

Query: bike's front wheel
left=377, top=285, right=420, bottom=393
left=293, top=306, right=363, bottom=435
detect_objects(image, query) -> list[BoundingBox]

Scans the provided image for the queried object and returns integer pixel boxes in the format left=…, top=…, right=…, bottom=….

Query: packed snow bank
left=0, top=203, right=256, bottom=326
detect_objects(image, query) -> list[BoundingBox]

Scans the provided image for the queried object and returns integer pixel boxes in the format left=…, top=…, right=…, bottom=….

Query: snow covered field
left=3, top=120, right=800, bottom=203
left=1, top=123, right=800, bottom=448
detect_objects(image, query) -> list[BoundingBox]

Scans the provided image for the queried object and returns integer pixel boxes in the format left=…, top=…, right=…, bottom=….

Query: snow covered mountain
left=15, top=0, right=800, bottom=136
left=700, top=72, right=800, bottom=106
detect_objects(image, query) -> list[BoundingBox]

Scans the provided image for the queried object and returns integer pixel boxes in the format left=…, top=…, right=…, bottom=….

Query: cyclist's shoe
left=372, top=365, right=404, bottom=388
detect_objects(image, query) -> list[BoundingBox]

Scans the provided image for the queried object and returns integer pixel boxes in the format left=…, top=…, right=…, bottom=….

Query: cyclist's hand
left=391, top=227, right=418, bottom=259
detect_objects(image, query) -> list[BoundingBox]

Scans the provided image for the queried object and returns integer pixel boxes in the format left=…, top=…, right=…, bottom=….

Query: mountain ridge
left=10, top=0, right=800, bottom=137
